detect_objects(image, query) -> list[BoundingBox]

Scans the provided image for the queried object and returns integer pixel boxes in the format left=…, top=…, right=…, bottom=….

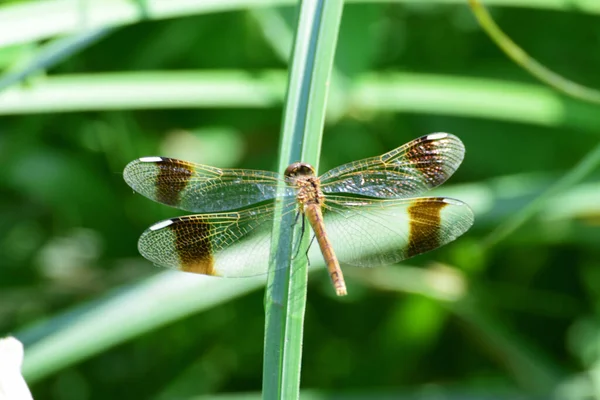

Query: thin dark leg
left=291, top=213, right=305, bottom=260
left=305, top=234, right=316, bottom=267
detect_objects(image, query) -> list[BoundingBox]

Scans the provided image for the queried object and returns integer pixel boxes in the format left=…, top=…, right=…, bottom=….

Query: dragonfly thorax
left=285, top=162, right=324, bottom=209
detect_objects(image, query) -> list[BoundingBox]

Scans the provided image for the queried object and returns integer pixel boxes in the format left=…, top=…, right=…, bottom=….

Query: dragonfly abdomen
left=305, top=204, right=347, bottom=296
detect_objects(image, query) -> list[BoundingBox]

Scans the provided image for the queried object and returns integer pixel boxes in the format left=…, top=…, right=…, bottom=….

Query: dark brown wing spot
left=407, top=199, right=449, bottom=258
left=170, top=217, right=216, bottom=275
left=405, top=135, right=454, bottom=187
left=156, top=158, right=193, bottom=206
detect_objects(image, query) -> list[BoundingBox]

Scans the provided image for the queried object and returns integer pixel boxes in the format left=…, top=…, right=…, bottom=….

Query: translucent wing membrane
left=139, top=195, right=473, bottom=278
left=124, top=157, right=294, bottom=213
left=313, top=195, right=474, bottom=267
left=319, top=133, right=465, bottom=199
left=127, top=133, right=474, bottom=290
left=138, top=202, right=298, bottom=277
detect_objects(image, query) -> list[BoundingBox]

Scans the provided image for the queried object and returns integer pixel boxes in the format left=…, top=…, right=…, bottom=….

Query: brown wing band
left=171, top=218, right=216, bottom=275
left=405, top=136, right=451, bottom=187
left=156, top=158, right=194, bottom=207
left=407, top=199, right=449, bottom=258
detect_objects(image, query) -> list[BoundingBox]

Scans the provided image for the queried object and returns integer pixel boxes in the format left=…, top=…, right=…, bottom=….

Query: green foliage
left=1, top=1, right=599, bottom=399
left=263, top=1, right=343, bottom=398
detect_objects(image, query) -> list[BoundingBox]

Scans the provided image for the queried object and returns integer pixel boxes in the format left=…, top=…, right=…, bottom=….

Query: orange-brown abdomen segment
left=304, top=204, right=347, bottom=296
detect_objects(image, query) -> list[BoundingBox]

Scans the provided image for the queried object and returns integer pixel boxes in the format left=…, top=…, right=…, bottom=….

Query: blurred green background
left=1, top=0, right=600, bottom=399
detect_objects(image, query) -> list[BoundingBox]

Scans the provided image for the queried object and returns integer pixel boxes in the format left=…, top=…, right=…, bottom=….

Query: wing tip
left=425, top=132, right=464, bottom=151
left=123, top=157, right=165, bottom=185
left=441, top=197, right=465, bottom=206
left=440, top=197, right=475, bottom=230
left=124, top=156, right=165, bottom=171
left=149, top=219, right=175, bottom=231
left=426, top=132, right=450, bottom=140
left=138, top=156, right=166, bottom=163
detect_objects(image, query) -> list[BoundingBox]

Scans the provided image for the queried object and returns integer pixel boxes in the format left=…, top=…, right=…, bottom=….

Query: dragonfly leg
left=304, top=234, right=316, bottom=267
left=291, top=213, right=305, bottom=260
left=290, top=210, right=301, bottom=228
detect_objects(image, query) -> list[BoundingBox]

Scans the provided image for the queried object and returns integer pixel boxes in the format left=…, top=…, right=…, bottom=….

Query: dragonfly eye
left=284, top=162, right=315, bottom=180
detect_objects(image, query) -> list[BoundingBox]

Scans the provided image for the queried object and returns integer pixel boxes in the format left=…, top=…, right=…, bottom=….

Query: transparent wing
left=313, top=195, right=474, bottom=267
left=138, top=201, right=299, bottom=277
left=137, top=196, right=473, bottom=277
left=319, top=133, right=465, bottom=199
left=124, top=157, right=295, bottom=213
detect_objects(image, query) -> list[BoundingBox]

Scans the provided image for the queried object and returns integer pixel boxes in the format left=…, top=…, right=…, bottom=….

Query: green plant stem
left=1, top=72, right=599, bottom=134
left=1, top=0, right=600, bottom=48
left=0, top=28, right=110, bottom=91
left=20, top=272, right=265, bottom=382
left=262, top=1, right=343, bottom=399
left=468, top=0, right=600, bottom=105
left=355, top=268, right=561, bottom=393
left=484, top=142, right=600, bottom=247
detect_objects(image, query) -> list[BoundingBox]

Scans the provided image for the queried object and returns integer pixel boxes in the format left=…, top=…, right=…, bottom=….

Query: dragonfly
left=123, top=132, right=474, bottom=296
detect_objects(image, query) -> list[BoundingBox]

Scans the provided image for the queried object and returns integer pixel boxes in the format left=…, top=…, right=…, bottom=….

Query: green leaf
left=1, top=0, right=600, bottom=48
left=20, top=273, right=265, bottom=382
left=263, top=1, right=344, bottom=399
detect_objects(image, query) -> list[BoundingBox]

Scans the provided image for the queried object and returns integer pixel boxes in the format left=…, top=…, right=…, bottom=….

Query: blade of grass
left=355, top=267, right=562, bottom=393
left=484, top=142, right=600, bottom=247
left=0, top=0, right=295, bottom=48
left=452, top=300, right=562, bottom=393
left=18, top=272, right=265, bottom=382
left=250, top=7, right=294, bottom=62
left=160, top=389, right=547, bottom=399
left=468, top=0, right=600, bottom=105
left=351, top=73, right=600, bottom=132
left=1, top=72, right=600, bottom=134
left=0, top=28, right=111, bottom=92
left=263, top=1, right=343, bottom=398
left=0, top=71, right=286, bottom=113
left=2, top=0, right=600, bottom=48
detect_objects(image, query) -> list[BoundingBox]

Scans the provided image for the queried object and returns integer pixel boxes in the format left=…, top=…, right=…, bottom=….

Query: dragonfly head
left=284, top=162, right=316, bottom=184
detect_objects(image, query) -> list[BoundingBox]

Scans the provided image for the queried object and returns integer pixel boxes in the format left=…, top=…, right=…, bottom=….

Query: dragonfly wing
left=317, top=195, right=474, bottom=267
left=138, top=203, right=288, bottom=277
left=320, top=133, right=465, bottom=199
left=124, top=157, right=294, bottom=212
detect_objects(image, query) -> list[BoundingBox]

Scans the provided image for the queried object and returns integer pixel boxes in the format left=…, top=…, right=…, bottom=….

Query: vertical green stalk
left=262, top=1, right=344, bottom=399
left=0, top=28, right=110, bottom=91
